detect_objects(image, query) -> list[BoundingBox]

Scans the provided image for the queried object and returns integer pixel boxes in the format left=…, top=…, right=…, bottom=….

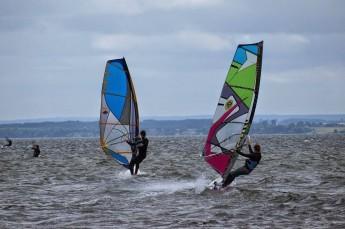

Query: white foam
left=116, top=170, right=133, bottom=179
left=136, top=175, right=211, bottom=195
left=140, top=181, right=192, bottom=193
left=194, top=175, right=211, bottom=194
left=116, top=169, right=147, bottom=179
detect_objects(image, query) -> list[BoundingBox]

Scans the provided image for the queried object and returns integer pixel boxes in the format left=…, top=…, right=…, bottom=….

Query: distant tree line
left=0, top=119, right=344, bottom=138
left=251, top=120, right=313, bottom=134
left=0, top=121, right=98, bottom=138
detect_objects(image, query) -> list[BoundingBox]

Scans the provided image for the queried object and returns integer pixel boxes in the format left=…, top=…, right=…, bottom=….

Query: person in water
left=221, top=138, right=262, bottom=188
left=31, top=144, right=40, bottom=157
left=2, top=137, right=12, bottom=148
left=127, top=130, right=149, bottom=175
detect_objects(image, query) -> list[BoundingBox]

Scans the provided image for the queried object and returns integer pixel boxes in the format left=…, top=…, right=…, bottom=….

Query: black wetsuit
left=3, top=138, right=12, bottom=147
left=128, top=137, right=149, bottom=175
left=32, top=145, right=40, bottom=157
left=243, top=145, right=261, bottom=171
left=127, top=142, right=138, bottom=174
left=222, top=145, right=261, bottom=188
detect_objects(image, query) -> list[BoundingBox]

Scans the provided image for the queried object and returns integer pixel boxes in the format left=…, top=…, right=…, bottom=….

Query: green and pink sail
left=203, top=41, right=263, bottom=177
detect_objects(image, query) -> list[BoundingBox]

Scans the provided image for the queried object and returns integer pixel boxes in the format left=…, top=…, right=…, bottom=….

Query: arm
left=236, top=150, right=252, bottom=158
left=248, top=144, right=254, bottom=154
left=136, top=142, right=144, bottom=147
left=126, top=140, right=136, bottom=146
left=246, top=135, right=254, bottom=153
left=136, top=139, right=145, bottom=148
left=127, top=139, right=144, bottom=147
left=235, top=143, right=255, bottom=158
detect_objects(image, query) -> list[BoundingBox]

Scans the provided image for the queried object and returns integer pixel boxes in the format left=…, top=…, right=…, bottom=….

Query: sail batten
left=203, top=41, right=263, bottom=177
left=99, top=58, right=139, bottom=166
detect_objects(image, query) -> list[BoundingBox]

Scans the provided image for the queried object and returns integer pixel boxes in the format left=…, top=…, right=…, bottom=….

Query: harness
left=245, top=159, right=258, bottom=171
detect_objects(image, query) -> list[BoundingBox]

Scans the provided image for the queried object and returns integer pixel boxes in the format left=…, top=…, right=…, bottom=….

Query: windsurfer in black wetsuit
left=31, top=144, right=40, bottom=157
left=2, top=137, right=12, bottom=148
left=222, top=138, right=262, bottom=188
left=127, top=130, right=149, bottom=175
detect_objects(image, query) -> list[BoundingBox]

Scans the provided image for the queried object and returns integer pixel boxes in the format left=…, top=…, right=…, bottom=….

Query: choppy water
left=0, top=135, right=345, bottom=228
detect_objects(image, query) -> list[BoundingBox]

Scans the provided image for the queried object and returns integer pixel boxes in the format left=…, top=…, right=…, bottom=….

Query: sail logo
left=225, top=99, right=233, bottom=110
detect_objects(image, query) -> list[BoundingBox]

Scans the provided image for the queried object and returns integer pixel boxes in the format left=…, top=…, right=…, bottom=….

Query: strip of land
left=1, top=114, right=344, bottom=138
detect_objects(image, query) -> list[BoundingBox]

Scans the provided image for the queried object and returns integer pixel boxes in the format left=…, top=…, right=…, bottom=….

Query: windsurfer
left=222, top=138, right=262, bottom=188
left=2, top=137, right=12, bottom=148
left=31, top=144, right=41, bottom=157
left=127, top=130, right=149, bottom=175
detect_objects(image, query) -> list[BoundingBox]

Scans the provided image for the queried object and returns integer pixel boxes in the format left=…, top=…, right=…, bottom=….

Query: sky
left=0, top=0, right=344, bottom=121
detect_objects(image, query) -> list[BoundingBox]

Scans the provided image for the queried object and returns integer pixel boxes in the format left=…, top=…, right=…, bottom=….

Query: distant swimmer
left=222, top=137, right=262, bottom=188
left=1, top=137, right=12, bottom=148
left=31, top=144, right=41, bottom=157
left=127, top=130, right=149, bottom=175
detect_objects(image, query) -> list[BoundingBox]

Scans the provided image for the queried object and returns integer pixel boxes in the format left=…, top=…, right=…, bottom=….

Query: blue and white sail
left=99, top=58, right=139, bottom=167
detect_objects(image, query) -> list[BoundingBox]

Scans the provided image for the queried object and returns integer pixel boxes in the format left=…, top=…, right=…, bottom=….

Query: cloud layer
left=0, top=0, right=344, bottom=120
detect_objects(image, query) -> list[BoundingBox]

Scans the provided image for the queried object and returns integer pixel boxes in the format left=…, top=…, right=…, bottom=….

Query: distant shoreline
left=0, top=114, right=345, bottom=138
left=1, top=133, right=342, bottom=141
left=1, top=114, right=345, bottom=124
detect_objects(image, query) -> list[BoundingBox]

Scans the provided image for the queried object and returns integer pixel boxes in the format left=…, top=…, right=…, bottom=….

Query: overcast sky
left=0, top=0, right=344, bottom=121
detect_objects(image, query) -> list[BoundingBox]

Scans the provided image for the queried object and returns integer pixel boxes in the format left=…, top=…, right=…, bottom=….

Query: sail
left=99, top=58, right=139, bottom=167
left=203, top=41, right=263, bottom=177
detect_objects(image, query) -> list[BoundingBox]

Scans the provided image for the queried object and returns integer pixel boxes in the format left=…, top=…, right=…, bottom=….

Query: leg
left=135, top=162, right=139, bottom=175
left=128, top=158, right=136, bottom=175
left=222, top=166, right=250, bottom=187
left=134, top=155, right=145, bottom=175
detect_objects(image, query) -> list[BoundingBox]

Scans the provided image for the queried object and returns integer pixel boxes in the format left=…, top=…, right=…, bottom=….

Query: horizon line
left=1, top=113, right=345, bottom=124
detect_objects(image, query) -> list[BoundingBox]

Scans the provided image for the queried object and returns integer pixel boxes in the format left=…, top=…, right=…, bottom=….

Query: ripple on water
left=0, top=135, right=345, bottom=228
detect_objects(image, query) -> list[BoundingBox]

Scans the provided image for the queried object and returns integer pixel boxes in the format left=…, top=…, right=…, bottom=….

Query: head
left=254, top=144, right=261, bottom=153
left=140, top=130, right=146, bottom=138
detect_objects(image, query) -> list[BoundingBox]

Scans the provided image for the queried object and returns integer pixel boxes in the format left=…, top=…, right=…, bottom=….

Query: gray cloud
left=0, top=0, right=344, bottom=120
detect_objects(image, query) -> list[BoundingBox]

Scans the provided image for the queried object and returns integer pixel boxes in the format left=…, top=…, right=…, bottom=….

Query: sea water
left=0, top=135, right=344, bottom=228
